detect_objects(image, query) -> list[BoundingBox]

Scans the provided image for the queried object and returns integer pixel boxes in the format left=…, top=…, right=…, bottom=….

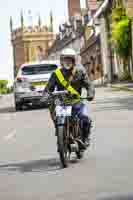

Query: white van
left=14, top=60, right=60, bottom=111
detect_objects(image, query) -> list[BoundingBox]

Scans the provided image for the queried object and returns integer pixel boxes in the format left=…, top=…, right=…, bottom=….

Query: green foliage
left=112, top=6, right=127, bottom=21
left=112, top=18, right=130, bottom=57
left=0, top=80, right=8, bottom=88
left=0, top=80, right=12, bottom=94
left=111, top=6, right=130, bottom=60
left=119, top=70, right=131, bottom=81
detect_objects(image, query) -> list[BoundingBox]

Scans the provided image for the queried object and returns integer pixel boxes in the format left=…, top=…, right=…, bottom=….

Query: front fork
left=56, top=116, right=66, bottom=126
left=56, top=116, right=70, bottom=140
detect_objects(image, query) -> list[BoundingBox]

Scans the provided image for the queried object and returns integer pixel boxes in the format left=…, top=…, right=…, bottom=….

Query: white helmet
left=60, top=48, right=77, bottom=60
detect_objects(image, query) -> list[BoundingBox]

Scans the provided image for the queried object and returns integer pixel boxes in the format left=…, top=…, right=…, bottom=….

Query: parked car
left=14, top=60, right=60, bottom=111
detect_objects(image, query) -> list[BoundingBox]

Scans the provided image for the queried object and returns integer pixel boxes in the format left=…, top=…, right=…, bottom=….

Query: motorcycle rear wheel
left=76, top=150, right=84, bottom=159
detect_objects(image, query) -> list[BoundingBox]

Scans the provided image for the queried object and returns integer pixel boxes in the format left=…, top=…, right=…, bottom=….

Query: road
left=0, top=88, right=133, bottom=200
left=96, top=88, right=133, bottom=199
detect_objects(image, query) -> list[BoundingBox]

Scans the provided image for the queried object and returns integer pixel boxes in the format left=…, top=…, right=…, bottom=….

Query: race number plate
left=56, top=106, right=72, bottom=117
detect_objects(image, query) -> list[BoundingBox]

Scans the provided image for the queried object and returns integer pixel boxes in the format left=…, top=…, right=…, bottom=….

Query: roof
left=48, top=27, right=84, bottom=55
left=80, top=33, right=100, bottom=54
left=20, top=60, right=60, bottom=68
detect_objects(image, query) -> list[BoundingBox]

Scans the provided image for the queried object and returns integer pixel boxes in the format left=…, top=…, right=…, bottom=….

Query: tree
left=0, top=80, right=9, bottom=94
left=111, top=5, right=131, bottom=77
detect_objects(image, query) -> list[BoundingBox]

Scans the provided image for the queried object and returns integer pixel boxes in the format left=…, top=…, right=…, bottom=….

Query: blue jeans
left=72, top=103, right=91, bottom=139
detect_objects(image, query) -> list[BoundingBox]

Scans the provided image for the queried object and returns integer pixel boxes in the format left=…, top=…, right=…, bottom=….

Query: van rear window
left=22, top=64, right=57, bottom=75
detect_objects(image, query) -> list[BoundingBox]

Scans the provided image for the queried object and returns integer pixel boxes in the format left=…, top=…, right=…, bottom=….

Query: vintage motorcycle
left=48, top=91, right=91, bottom=168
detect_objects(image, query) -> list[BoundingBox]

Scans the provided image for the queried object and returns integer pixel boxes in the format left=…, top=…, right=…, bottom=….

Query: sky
left=0, top=0, right=85, bottom=83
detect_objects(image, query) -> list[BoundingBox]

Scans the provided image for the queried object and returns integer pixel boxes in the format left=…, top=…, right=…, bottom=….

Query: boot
left=84, top=137, right=91, bottom=147
left=83, top=119, right=92, bottom=147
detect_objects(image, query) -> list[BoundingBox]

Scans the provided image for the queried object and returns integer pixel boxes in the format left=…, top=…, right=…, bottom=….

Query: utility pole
left=100, top=12, right=112, bottom=84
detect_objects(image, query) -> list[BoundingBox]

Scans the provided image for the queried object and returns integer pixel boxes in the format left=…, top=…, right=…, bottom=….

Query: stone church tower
left=10, top=11, right=56, bottom=77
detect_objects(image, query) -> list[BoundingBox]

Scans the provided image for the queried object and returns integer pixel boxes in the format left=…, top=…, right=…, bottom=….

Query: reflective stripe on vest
left=55, top=68, right=80, bottom=98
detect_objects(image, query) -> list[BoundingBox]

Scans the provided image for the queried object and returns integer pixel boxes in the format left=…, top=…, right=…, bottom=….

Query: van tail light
left=16, top=77, right=28, bottom=82
left=16, top=77, right=22, bottom=82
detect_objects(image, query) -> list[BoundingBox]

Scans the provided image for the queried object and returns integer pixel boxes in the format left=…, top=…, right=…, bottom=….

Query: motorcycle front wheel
left=57, top=125, right=69, bottom=168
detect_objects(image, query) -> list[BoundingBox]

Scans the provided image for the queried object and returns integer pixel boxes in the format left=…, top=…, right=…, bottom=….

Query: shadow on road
left=97, top=194, right=133, bottom=200
left=0, top=156, right=82, bottom=174
left=0, top=106, right=48, bottom=114
left=96, top=95, right=133, bottom=112
left=0, top=158, right=61, bottom=173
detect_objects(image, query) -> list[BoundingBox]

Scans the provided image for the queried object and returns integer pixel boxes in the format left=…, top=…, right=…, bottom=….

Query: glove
left=40, top=92, right=49, bottom=103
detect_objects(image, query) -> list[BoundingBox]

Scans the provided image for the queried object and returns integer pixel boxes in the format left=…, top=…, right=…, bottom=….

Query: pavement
left=0, top=89, right=133, bottom=199
left=93, top=79, right=133, bottom=92
left=96, top=88, right=133, bottom=199
left=111, top=82, right=133, bottom=92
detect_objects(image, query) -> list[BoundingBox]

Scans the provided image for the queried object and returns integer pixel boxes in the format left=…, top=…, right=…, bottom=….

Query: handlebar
left=40, top=90, right=93, bottom=104
left=50, top=91, right=91, bottom=100
left=51, top=90, right=68, bottom=96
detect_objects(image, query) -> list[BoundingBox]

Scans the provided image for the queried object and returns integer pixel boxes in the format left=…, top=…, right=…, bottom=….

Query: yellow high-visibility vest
left=55, top=68, right=80, bottom=98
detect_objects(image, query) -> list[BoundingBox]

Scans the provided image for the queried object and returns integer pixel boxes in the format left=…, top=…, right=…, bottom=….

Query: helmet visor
left=60, top=56, right=75, bottom=69
left=60, top=56, right=75, bottom=63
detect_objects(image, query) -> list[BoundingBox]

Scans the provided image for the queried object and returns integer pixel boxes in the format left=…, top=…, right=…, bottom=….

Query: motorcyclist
left=43, top=48, right=95, bottom=146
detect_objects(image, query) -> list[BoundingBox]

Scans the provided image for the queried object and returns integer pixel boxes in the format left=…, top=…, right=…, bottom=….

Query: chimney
left=68, top=0, right=81, bottom=20
left=86, top=0, right=97, bottom=16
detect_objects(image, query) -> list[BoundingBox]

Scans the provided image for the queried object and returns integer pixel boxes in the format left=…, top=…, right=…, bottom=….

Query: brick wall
left=86, top=0, right=97, bottom=11
left=80, top=36, right=103, bottom=80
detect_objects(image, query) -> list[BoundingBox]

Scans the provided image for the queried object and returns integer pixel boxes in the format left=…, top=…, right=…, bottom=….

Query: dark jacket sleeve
left=81, top=71, right=95, bottom=99
left=43, top=72, right=57, bottom=94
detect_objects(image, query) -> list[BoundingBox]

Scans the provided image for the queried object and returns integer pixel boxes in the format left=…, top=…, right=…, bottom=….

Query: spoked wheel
left=57, top=125, right=69, bottom=168
left=75, top=121, right=85, bottom=160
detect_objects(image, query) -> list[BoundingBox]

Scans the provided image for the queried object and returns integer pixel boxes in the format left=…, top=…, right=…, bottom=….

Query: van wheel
left=15, top=102, right=23, bottom=111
